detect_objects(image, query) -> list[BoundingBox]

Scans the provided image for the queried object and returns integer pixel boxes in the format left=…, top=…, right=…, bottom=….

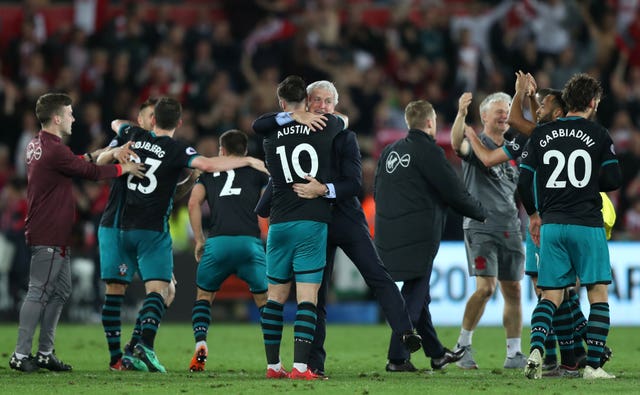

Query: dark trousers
left=387, top=272, right=445, bottom=362
left=308, top=212, right=413, bottom=372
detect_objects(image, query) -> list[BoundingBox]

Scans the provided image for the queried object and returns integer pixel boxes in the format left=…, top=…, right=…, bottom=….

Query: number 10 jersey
left=260, top=114, right=343, bottom=224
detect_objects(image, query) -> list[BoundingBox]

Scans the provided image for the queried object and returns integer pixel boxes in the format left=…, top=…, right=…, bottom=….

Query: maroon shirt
left=25, top=130, right=122, bottom=246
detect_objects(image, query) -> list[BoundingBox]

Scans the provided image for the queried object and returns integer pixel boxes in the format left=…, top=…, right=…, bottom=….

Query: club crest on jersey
left=385, top=151, right=410, bottom=173
left=186, top=147, right=197, bottom=155
left=118, top=263, right=128, bottom=276
left=488, top=163, right=518, bottom=181
left=26, top=141, right=42, bottom=164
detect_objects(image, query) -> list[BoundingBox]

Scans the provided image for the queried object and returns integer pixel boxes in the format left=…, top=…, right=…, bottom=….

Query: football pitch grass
left=0, top=323, right=638, bottom=394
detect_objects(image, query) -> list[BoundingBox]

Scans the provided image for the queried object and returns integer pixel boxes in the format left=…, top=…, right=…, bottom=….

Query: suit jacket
left=328, top=129, right=367, bottom=226
left=374, top=129, right=486, bottom=281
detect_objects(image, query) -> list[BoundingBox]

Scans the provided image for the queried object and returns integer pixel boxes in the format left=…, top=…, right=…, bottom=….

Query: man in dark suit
left=255, top=80, right=429, bottom=375
left=374, top=100, right=487, bottom=372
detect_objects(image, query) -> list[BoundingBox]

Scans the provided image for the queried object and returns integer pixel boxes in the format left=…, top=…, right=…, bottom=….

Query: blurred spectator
left=0, top=144, right=14, bottom=192
left=418, top=5, right=451, bottom=64
left=348, top=66, right=384, bottom=136
left=455, top=27, right=481, bottom=92
left=6, top=18, right=43, bottom=81
left=0, top=61, right=21, bottom=161
left=624, top=8, right=640, bottom=68
left=450, top=0, right=514, bottom=85
left=14, top=112, right=39, bottom=179
left=80, top=48, right=109, bottom=97
left=69, top=100, right=106, bottom=154
left=65, top=27, right=90, bottom=80
left=550, top=45, right=581, bottom=89
left=0, top=0, right=638, bottom=245
left=100, top=2, right=152, bottom=73
left=22, top=51, right=49, bottom=101
left=527, top=0, right=572, bottom=60
left=186, top=39, right=216, bottom=93
left=0, top=177, right=28, bottom=317
left=102, top=51, right=136, bottom=122
left=342, top=4, right=388, bottom=64
left=615, top=0, right=640, bottom=33
left=195, top=72, right=241, bottom=135
left=579, top=1, right=625, bottom=74
left=615, top=126, right=640, bottom=236
left=622, top=196, right=640, bottom=239
left=149, top=2, right=175, bottom=48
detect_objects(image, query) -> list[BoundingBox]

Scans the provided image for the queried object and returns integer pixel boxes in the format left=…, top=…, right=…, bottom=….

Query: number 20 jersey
left=520, top=117, right=618, bottom=227
left=104, top=125, right=199, bottom=232
left=262, top=115, right=343, bottom=224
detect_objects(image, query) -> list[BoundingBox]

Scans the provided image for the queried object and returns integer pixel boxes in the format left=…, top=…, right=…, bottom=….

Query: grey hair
left=479, top=92, right=511, bottom=119
left=306, top=80, right=339, bottom=105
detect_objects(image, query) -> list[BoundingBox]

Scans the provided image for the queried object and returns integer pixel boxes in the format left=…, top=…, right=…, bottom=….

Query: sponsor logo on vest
left=385, top=151, right=410, bottom=173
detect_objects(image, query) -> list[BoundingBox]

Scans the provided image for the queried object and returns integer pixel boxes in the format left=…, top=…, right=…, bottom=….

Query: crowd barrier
left=404, top=241, right=640, bottom=326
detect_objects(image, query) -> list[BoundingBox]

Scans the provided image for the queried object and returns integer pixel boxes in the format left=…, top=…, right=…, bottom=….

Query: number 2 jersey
left=100, top=124, right=199, bottom=232
left=519, top=116, right=621, bottom=227
left=198, top=168, right=269, bottom=238
left=255, top=113, right=344, bottom=224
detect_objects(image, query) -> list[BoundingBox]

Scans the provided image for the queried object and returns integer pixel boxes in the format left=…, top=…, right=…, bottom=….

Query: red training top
left=25, top=130, right=122, bottom=246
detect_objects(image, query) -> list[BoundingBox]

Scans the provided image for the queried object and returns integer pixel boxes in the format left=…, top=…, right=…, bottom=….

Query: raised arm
left=507, top=71, right=537, bottom=136
left=111, top=119, right=135, bottom=133
left=190, top=155, right=268, bottom=175
left=95, top=141, right=139, bottom=165
left=57, top=143, right=144, bottom=180
left=292, top=110, right=329, bottom=131
left=528, top=73, right=540, bottom=118
left=464, top=126, right=509, bottom=167
left=175, top=169, right=202, bottom=200
left=252, top=112, right=284, bottom=135
left=252, top=110, right=332, bottom=135
left=451, top=92, right=473, bottom=156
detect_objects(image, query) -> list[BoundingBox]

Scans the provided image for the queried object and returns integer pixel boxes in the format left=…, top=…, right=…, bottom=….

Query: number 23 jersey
left=113, top=125, right=199, bottom=232
left=520, top=117, right=618, bottom=227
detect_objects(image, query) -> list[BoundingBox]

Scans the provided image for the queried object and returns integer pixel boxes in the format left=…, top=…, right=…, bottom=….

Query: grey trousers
left=15, top=246, right=72, bottom=355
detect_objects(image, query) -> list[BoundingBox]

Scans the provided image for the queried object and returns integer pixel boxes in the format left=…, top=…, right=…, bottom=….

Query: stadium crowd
left=0, top=0, right=638, bottom=318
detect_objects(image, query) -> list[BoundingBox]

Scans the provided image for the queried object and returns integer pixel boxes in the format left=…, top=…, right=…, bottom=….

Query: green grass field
left=1, top=323, right=638, bottom=394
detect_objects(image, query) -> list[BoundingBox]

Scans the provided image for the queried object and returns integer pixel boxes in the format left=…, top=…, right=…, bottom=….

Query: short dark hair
left=219, top=129, right=248, bottom=156
left=562, top=73, right=603, bottom=113
left=537, top=88, right=567, bottom=115
left=404, top=100, right=435, bottom=129
left=154, top=97, right=182, bottom=129
left=139, top=97, right=159, bottom=113
left=35, top=93, right=72, bottom=125
left=277, top=75, right=306, bottom=104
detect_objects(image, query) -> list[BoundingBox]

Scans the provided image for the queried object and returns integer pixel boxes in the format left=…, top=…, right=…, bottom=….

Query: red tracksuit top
left=25, top=130, right=122, bottom=246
